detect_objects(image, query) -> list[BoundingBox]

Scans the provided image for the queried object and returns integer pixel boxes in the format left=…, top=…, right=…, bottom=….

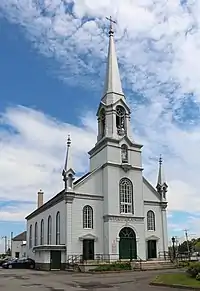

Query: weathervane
left=106, top=16, right=117, bottom=36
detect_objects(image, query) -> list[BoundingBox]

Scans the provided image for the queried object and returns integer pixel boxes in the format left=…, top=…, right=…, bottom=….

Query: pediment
left=146, top=235, right=160, bottom=241
left=79, top=233, right=98, bottom=241
left=120, top=135, right=143, bottom=149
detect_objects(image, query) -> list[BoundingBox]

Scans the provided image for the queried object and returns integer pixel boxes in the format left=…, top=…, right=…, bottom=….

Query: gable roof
left=12, top=231, right=26, bottom=241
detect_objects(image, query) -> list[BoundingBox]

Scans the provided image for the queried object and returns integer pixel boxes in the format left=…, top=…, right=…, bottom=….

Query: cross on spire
left=106, top=16, right=116, bottom=36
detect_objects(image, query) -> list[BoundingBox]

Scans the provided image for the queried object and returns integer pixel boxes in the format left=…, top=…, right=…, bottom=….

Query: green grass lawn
left=152, top=273, right=200, bottom=288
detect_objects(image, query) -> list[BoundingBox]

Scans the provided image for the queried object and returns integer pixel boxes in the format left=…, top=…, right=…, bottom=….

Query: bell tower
left=89, top=17, right=143, bottom=172
left=96, top=16, right=132, bottom=143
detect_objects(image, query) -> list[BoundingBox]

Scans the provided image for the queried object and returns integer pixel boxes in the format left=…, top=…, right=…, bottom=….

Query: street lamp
left=171, top=236, right=176, bottom=261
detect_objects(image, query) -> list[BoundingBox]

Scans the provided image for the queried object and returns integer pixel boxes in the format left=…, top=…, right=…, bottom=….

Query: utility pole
left=183, top=229, right=190, bottom=259
left=10, top=232, right=13, bottom=256
left=1, top=236, right=7, bottom=254
left=175, top=236, right=179, bottom=255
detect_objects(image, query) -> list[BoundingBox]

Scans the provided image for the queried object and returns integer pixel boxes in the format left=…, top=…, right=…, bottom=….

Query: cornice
left=103, top=214, right=144, bottom=223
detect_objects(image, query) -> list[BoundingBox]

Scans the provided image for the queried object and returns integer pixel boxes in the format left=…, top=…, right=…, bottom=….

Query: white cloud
left=1, top=0, right=200, bottom=101
left=0, top=106, right=96, bottom=208
left=1, top=0, right=200, bottom=232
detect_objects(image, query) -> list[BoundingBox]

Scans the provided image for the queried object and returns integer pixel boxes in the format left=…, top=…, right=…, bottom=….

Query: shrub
left=187, top=262, right=200, bottom=278
left=178, top=261, right=190, bottom=268
left=91, top=261, right=131, bottom=272
left=196, top=273, right=200, bottom=281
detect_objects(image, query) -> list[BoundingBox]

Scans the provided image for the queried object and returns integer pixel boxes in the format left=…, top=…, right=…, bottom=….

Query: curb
left=150, top=282, right=200, bottom=290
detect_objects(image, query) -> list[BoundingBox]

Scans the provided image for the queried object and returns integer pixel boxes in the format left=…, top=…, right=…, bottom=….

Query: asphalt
left=0, top=268, right=186, bottom=291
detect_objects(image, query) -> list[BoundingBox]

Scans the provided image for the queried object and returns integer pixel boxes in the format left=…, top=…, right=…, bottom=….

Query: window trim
left=83, top=205, right=93, bottom=229
left=29, top=224, right=32, bottom=249
left=56, top=211, right=60, bottom=245
left=47, top=215, right=52, bottom=245
left=147, top=210, right=156, bottom=231
left=40, top=219, right=44, bottom=245
left=34, top=222, right=38, bottom=246
left=119, top=178, right=134, bottom=214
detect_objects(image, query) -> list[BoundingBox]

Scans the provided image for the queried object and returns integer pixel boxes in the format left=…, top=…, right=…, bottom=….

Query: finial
left=159, top=154, right=162, bottom=165
left=106, top=16, right=116, bottom=36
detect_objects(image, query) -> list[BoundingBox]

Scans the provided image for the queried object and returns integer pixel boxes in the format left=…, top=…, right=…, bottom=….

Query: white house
left=25, top=24, right=168, bottom=271
left=11, top=231, right=27, bottom=259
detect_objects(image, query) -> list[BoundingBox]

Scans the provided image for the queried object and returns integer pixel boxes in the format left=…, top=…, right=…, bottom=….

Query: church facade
left=26, top=25, right=168, bottom=271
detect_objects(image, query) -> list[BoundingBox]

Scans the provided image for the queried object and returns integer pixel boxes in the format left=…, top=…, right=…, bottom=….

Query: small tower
left=156, top=155, right=168, bottom=200
left=62, top=135, right=75, bottom=192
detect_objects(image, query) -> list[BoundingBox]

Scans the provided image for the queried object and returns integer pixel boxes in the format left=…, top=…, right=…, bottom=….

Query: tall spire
left=102, top=16, right=124, bottom=104
left=156, top=155, right=168, bottom=198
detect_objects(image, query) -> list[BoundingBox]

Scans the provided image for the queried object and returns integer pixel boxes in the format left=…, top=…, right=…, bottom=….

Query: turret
left=62, top=135, right=75, bottom=192
left=156, top=155, right=168, bottom=200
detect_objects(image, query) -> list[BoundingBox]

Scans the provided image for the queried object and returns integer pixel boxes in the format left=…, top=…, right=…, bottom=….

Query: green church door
left=147, top=240, right=157, bottom=259
left=119, top=227, right=137, bottom=260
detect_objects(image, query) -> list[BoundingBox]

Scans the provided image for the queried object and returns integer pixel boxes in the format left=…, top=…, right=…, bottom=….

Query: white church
left=25, top=22, right=168, bottom=271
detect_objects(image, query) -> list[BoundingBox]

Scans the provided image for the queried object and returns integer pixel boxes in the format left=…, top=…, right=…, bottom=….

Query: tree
left=6, top=248, right=11, bottom=256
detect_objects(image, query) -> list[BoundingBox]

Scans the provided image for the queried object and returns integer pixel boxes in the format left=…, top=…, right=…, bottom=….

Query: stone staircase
left=132, top=259, right=176, bottom=271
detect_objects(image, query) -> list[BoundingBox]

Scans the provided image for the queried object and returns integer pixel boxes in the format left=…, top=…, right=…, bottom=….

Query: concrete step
left=132, top=260, right=176, bottom=270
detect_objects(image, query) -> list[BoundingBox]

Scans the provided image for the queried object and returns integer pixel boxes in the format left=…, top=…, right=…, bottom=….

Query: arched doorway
left=119, top=227, right=137, bottom=260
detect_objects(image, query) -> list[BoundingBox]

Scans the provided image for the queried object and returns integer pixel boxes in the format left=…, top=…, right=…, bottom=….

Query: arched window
left=119, top=178, right=133, bottom=214
left=56, top=212, right=60, bottom=245
left=147, top=210, right=155, bottom=231
left=116, top=105, right=126, bottom=135
left=100, top=108, right=106, bottom=137
left=40, top=219, right=44, bottom=245
left=29, top=225, right=32, bottom=249
left=83, top=205, right=93, bottom=229
left=121, top=144, right=128, bottom=163
left=47, top=215, right=52, bottom=245
left=34, top=222, right=38, bottom=246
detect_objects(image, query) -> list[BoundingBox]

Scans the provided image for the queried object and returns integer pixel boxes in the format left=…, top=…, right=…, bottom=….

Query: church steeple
left=96, top=17, right=131, bottom=142
left=156, top=155, right=168, bottom=200
left=102, top=16, right=124, bottom=104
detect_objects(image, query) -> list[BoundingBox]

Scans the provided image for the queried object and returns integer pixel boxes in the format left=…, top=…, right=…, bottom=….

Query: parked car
left=2, top=258, right=35, bottom=269
left=0, top=257, right=12, bottom=266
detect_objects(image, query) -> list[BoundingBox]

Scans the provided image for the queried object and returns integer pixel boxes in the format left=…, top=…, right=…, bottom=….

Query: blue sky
left=0, top=0, right=200, bottom=251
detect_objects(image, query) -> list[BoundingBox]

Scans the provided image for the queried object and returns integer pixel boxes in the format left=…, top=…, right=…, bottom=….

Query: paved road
left=0, top=268, right=186, bottom=291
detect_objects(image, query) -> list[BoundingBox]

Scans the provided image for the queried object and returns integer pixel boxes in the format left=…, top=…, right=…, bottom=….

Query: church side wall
left=69, top=198, right=103, bottom=256
left=26, top=200, right=65, bottom=261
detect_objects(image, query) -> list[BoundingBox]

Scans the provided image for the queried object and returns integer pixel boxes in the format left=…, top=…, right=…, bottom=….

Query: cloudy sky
left=0, top=0, right=200, bottom=251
